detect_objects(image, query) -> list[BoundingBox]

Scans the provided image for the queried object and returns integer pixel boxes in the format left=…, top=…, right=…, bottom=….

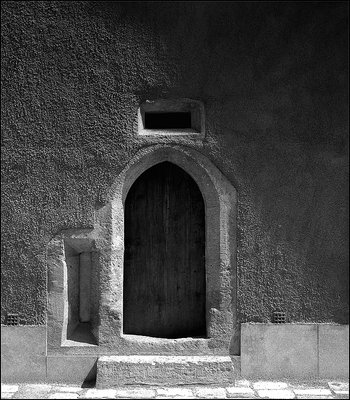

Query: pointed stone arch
left=47, top=144, right=238, bottom=356
left=98, top=144, right=238, bottom=354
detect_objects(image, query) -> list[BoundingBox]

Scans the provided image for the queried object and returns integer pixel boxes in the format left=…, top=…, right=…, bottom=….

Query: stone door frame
left=47, top=144, right=238, bottom=355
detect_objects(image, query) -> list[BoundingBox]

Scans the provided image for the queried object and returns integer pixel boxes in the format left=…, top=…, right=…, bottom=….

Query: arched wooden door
left=123, top=161, right=206, bottom=338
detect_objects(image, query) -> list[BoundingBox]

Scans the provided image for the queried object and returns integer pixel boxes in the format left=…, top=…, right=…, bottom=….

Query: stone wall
left=241, top=323, right=349, bottom=379
left=1, top=323, right=348, bottom=383
left=1, top=1, right=348, bottom=325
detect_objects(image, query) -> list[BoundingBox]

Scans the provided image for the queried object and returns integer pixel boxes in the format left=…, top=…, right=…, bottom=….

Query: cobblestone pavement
left=1, top=380, right=349, bottom=399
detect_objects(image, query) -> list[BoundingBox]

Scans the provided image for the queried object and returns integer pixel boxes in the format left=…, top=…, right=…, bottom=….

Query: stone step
left=96, top=355, right=235, bottom=388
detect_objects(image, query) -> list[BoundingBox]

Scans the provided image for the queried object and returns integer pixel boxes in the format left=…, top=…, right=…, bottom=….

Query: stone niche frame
left=138, top=98, right=205, bottom=138
left=47, top=144, right=238, bottom=356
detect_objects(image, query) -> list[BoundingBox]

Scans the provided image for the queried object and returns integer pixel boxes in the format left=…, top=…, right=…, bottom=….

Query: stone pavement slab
left=235, top=379, right=252, bottom=388
left=115, top=388, right=157, bottom=398
left=26, top=384, right=52, bottom=390
left=226, top=386, right=256, bottom=398
left=53, top=386, right=83, bottom=392
left=328, top=381, right=349, bottom=392
left=253, top=382, right=289, bottom=390
left=296, top=397, right=334, bottom=399
left=1, top=385, right=19, bottom=393
left=156, top=387, right=195, bottom=398
left=257, top=389, right=295, bottom=399
left=2, top=394, right=16, bottom=399
left=83, top=388, right=117, bottom=398
left=294, top=388, right=333, bottom=396
left=193, top=387, right=227, bottom=398
left=2, top=379, right=350, bottom=399
left=13, top=384, right=52, bottom=399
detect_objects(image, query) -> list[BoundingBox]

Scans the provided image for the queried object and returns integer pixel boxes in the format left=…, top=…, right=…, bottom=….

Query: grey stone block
left=241, top=323, right=318, bottom=379
left=47, top=356, right=98, bottom=384
left=319, top=325, right=349, bottom=379
left=96, top=355, right=235, bottom=388
left=1, top=326, right=46, bottom=383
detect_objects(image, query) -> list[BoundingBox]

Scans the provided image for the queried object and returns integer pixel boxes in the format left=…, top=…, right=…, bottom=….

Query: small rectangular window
left=144, top=112, right=192, bottom=129
left=138, top=99, right=204, bottom=137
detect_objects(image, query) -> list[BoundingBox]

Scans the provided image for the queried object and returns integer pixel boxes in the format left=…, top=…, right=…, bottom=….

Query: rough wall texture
left=1, top=1, right=348, bottom=325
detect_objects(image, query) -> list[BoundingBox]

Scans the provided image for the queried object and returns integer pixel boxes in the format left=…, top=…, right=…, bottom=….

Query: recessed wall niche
left=138, top=99, right=205, bottom=138
left=64, top=239, right=97, bottom=346
left=47, top=231, right=100, bottom=350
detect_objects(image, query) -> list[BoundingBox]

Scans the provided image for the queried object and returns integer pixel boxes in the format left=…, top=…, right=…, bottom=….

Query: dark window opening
left=144, top=112, right=192, bottom=129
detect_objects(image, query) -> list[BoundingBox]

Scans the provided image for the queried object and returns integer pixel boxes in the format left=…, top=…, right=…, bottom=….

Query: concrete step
left=96, top=355, right=235, bottom=388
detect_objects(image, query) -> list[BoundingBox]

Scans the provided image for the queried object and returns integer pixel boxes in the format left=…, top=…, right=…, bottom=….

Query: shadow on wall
left=81, top=360, right=98, bottom=387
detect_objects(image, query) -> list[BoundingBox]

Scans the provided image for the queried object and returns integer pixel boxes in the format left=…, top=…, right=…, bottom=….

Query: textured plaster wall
left=1, top=1, right=348, bottom=325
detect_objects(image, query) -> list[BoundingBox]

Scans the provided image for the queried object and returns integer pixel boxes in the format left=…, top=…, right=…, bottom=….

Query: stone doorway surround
left=47, top=144, right=238, bottom=356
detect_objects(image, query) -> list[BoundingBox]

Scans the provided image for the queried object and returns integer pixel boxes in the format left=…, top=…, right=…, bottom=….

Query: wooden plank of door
left=123, top=162, right=206, bottom=338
